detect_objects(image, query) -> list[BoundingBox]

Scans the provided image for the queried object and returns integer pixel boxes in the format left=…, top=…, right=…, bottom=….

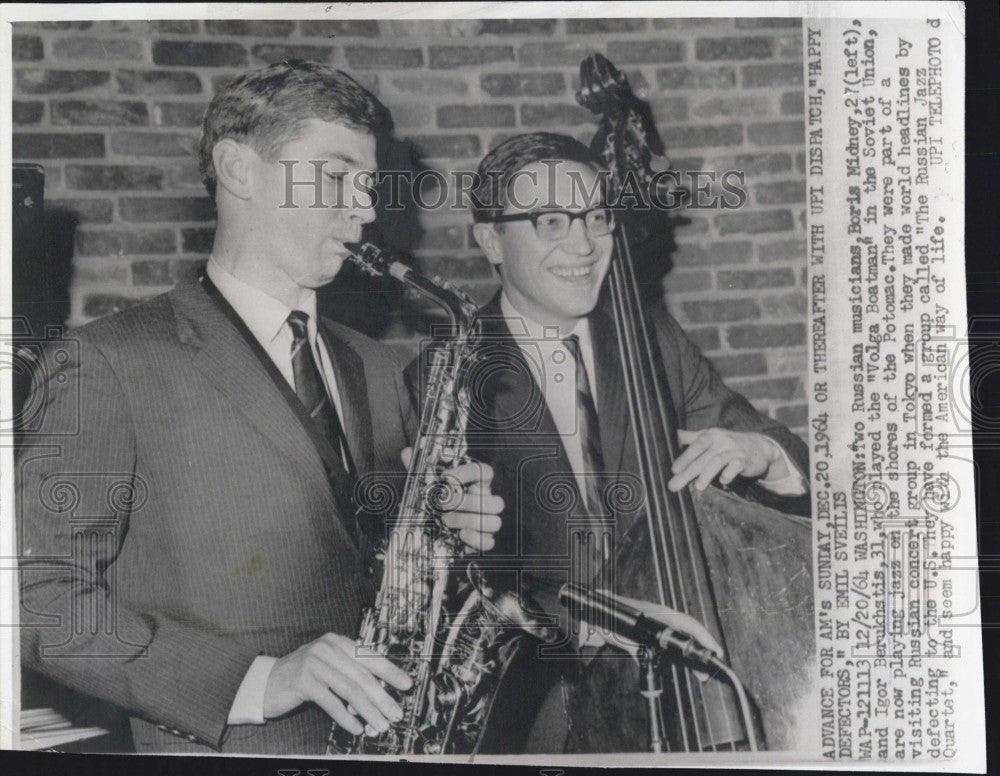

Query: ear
left=212, top=138, right=253, bottom=200
left=472, top=222, right=504, bottom=269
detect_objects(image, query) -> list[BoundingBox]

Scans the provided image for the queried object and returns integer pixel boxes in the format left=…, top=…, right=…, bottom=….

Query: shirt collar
left=499, top=292, right=599, bottom=409
left=206, top=256, right=318, bottom=344
left=499, top=291, right=591, bottom=352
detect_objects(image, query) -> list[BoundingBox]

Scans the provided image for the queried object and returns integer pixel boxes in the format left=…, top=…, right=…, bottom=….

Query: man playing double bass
left=451, top=132, right=810, bottom=752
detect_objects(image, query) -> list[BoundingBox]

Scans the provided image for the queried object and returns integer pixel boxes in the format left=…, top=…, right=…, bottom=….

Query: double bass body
left=568, top=483, right=814, bottom=752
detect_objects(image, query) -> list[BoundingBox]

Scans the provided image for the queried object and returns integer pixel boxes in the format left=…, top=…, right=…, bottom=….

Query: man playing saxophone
left=18, top=60, right=503, bottom=755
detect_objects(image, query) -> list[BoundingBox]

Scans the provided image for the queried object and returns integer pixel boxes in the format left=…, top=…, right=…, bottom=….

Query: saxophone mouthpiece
left=345, top=241, right=411, bottom=283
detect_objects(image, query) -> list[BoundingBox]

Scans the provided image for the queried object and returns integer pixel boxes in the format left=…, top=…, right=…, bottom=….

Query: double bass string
left=607, top=61, right=746, bottom=749
left=606, top=254, right=690, bottom=751
left=597, top=147, right=694, bottom=751
left=607, top=236, right=727, bottom=751
left=608, top=236, right=734, bottom=750
left=584, top=58, right=725, bottom=751
left=617, top=231, right=741, bottom=751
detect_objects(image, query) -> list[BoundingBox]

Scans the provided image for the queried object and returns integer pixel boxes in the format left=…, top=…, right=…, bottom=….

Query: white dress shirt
left=206, top=257, right=348, bottom=727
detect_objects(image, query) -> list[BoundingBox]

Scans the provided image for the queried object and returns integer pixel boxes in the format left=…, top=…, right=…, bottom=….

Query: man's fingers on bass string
left=718, top=457, right=746, bottom=485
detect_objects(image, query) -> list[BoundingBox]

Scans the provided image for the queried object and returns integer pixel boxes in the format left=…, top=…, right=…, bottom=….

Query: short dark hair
left=198, top=60, right=392, bottom=199
left=470, top=132, right=599, bottom=223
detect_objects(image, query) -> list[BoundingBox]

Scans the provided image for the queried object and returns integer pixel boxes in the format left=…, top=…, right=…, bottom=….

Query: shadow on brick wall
left=321, top=134, right=441, bottom=339
left=623, top=188, right=684, bottom=311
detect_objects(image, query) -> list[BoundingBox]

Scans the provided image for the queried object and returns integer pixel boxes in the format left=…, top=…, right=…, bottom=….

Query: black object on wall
left=12, top=163, right=49, bottom=417
left=12, top=164, right=77, bottom=423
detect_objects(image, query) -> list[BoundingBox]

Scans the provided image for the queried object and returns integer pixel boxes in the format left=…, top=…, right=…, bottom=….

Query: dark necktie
left=287, top=311, right=357, bottom=519
left=564, top=334, right=610, bottom=589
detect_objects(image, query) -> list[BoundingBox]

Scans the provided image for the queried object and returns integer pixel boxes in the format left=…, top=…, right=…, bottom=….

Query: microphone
left=558, top=583, right=723, bottom=668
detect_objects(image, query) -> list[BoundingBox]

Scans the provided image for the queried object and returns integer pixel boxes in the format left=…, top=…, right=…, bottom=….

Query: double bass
left=564, top=55, right=815, bottom=753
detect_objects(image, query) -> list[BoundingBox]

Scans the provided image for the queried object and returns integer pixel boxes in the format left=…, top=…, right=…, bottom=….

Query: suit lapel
left=319, top=319, right=374, bottom=476
left=475, top=295, right=636, bottom=485
left=475, top=297, right=563, bottom=441
left=168, top=276, right=345, bottom=527
left=474, top=296, right=580, bottom=497
left=473, top=304, right=583, bottom=568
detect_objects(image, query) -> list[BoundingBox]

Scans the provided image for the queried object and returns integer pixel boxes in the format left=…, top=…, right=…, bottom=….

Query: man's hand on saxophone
left=260, top=447, right=504, bottom=737
left=401, top=446, right=505, bottom=552
left=263, top=633, right=412, bottom=737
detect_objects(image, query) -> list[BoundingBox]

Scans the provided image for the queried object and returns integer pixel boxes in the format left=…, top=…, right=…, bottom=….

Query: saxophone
left=327, top=242, right=555, bottom=756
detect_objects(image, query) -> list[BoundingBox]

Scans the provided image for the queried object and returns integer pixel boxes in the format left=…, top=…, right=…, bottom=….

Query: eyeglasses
left=483, top=207, right=616, bottom=241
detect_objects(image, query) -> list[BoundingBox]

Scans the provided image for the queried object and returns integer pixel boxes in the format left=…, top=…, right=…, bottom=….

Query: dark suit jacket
left=18, top=271, right=415, bottom=754
left=420, top=293, right=809, bottom=633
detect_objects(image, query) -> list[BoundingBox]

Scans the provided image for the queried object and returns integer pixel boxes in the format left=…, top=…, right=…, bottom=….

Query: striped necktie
left=287, top=311, right=357, bottom=515
left=564, top=334, right=611, bottom=589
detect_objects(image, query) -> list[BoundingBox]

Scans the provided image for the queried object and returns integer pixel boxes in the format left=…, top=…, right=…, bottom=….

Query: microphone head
left=558, top=582, right=587, bottom=607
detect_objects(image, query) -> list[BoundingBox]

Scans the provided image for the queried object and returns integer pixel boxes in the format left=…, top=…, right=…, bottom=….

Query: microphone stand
left=638, top=647, right=666, bottom=753
left=561, top=584, right=760, bottom=752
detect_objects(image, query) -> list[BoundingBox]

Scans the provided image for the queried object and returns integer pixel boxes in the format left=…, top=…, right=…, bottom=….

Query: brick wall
left=12, top=17, right=807, bottom=432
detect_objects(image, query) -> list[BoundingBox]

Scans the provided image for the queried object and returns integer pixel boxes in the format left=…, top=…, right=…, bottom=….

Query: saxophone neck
left=345, top=241, right=477, bottom=333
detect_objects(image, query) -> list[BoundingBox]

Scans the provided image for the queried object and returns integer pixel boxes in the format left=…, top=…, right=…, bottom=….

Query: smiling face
left=476, top=160, right=614, bottom=332
left=241, top=118, right=377, bottom=301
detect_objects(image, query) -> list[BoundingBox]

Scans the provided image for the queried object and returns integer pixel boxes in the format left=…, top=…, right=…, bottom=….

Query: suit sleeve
left=18, top=336, right=259, bottom=749
left=653, top=308, right=810, bottom=510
